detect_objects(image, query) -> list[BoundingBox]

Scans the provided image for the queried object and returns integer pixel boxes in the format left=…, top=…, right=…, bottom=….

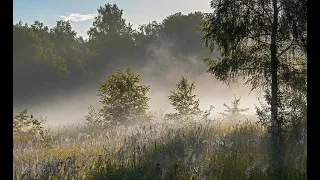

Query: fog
left=13, top=40, right=261, bottom=127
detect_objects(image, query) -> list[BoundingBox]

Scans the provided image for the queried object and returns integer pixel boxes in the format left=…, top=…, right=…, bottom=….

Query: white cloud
left=60, top=13, right=95, bottom=22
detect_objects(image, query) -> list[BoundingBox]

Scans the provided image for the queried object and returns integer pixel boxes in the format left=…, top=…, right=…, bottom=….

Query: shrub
left=13, top=109, right=52, bottom=148
left=97, top=66, right=151, bottom=125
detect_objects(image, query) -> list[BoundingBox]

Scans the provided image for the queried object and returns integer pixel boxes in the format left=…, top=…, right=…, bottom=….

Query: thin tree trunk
left=270, top=0, right=283, bottom=178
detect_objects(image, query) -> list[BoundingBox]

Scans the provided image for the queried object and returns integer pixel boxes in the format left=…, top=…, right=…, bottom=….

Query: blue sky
left=13, top=0, right=213, bottom=38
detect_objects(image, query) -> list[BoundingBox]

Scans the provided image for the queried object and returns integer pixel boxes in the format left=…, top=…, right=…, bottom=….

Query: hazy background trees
left=13, top=1, right=306, bottom=130
left=13, top=0, right=306, bottom=139
left=13, top=3, right=209, bottom=108
left=13, top=1, right=307, bottom=179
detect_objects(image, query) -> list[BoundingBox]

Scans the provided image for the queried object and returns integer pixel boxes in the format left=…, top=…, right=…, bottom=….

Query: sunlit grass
left=13, top=117, right=307, bottom=179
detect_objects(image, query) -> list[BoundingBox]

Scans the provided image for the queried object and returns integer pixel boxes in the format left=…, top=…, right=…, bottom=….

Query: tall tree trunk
left=271, top=0, right=283, bottom=178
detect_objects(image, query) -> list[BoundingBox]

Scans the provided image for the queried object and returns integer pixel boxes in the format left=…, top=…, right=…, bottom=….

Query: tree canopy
left=200, top=0, right=306, bottom=177
left=98, top=66, right=150, bottom=124
left=13, top=3, right=209, bottom=106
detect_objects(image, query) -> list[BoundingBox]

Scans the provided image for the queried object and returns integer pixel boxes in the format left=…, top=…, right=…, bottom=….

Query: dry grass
left=13, top=117, right=307, bottom=180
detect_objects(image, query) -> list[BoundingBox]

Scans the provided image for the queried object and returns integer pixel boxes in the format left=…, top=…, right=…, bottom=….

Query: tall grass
left=13, top=117, right=307, bottom=180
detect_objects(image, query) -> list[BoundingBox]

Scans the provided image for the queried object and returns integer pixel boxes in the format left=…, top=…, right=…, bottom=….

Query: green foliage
left=50, top=20, right=89, bottom=75
left=14, top=4, right=210, bottom=104
left=87, top=3, right=130, bottom=40
left=14, top=109, right=42, bottom=136
left=161, top=12, right=207, bottom=56
left=13, top=2, right=307, bottom=179
left=200, top=1, right=306, bottom=177
left=256, top=87, right=307, bottom=141
left=13, top=19, right=94, bottom=104
left=98, top=66, right=151, bottom=124
left=85, top=105, right=106, bottom=128
left=13, top=21, right=68, bottom=76
left=165, top=76, right=201, bottom=121
left=255, top=54, right=307, bottom=142
left=13, top=109, right=52, bottom=148
left=200, top=0, right=306, bottom=90
left=282, top=0, right=307, bottom=53
left=87, top=3, right=136, bottom=70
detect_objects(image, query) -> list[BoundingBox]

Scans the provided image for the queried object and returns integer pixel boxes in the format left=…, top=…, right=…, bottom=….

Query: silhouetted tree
left=200, top=0, right=306, bottom=177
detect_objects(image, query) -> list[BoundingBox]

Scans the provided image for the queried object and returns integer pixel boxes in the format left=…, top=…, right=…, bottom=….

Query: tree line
left=14, top=1, right=306, bottom=178
left=13, top=3, right=210, bottom=105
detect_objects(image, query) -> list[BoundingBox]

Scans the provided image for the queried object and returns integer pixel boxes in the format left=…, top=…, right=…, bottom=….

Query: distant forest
left=13, top=3, right=213, bottom=105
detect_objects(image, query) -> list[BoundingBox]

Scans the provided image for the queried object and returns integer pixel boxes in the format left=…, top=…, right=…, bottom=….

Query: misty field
left=13, top=116, right=306, bottom=180
left=13, top=0, right=307, bottom=179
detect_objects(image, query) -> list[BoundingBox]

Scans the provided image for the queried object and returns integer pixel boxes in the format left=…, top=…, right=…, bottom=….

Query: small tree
left=219, top=95, right=249, bottom=123
left=97, top=66, right=151, bottom=125
left=13, top=109, right=52, bottom=148
left=13, top=109, right=42, bottom=139
left=165, top=76, right=201, bottom=121
left=85, top=105, right=106, bottom=128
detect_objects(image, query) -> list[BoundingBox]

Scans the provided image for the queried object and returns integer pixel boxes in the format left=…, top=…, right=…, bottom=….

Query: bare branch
left=277, top=40, right=295, bottom=58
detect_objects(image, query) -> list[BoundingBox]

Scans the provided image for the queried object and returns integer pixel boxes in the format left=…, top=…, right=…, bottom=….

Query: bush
left=13, top=109, right=52, bottom=148
left=97, top=66, right=151, bottom=125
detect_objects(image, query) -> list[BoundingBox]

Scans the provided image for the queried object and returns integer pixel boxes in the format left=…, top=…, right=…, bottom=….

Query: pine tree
left=219, top=95, right=249, bottom=123
left=165, top=76, right=201, bottom=121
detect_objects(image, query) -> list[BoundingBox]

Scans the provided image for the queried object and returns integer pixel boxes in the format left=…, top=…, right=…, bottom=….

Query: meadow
left=13, top=114, right=307, bottom=180
left=13, top=1, right=307, bottom=179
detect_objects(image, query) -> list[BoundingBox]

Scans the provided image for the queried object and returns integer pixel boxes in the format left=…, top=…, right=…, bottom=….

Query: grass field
left=13, top=117, right=307, bottom=180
